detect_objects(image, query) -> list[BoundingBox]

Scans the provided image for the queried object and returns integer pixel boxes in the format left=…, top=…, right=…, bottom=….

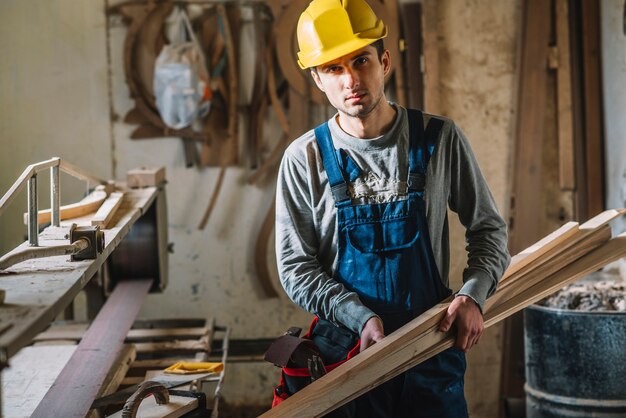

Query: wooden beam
left=503, top=0, right=553, bottom=406
left=498, top=210, right=623, bottom=293
left=127, top=327, right=209, bottom=342
left=259, top=217, right=626, bottom=417
left=555, top=0, right=575, bottom=191
left=22, top=187, right=107, bottom=225
left=580, top=0, right=605, bottom=217
left=134, top=340, right=210, bottom=354
left=107, top=394, right=198, bottom=418
left=96, top=344, right=136, bottom=396
left=1, top=345, right=76, bottom=417
left=88, top=344, right=137, bottom=418
left=91, top=192, right=124, bottom=228
left=130, top=358, right=198, bottom=370
left=127, top=167, right=166, bottom=188
left=509, top=0, right=552, bottom=254
left=400, top=2, right=423, bottom=109
left=34, top=325, right=211, bottom=343
left=31, top=279, right=153, bottom=418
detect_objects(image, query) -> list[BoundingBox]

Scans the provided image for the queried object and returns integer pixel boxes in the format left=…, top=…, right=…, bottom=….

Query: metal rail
left=0, top=158, right=108, bottom=246
left=210, top=325, right=230, bottom=418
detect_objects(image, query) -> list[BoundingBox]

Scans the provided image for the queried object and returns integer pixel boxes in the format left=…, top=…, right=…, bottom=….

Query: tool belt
left=265, top=316, right=360, bottom=407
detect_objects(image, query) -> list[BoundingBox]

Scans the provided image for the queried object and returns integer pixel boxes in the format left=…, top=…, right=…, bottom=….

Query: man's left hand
left=438, top=295, right=484, bottom=352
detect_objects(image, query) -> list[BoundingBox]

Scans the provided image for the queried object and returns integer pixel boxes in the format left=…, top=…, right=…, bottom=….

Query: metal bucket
left=524, top=304, right=626, bottom=417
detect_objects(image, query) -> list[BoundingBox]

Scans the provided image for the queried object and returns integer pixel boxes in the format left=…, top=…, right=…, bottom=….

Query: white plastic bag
left=154, top=8, right=211, bottom=130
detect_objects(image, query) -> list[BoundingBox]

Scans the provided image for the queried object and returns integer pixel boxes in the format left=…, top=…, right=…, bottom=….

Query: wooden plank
left=1, top=345, right=76, bottom=418
left=555, top=0, right=575, bottom=191
left=385, top=0, right=406, bottom=107
left=509, top=0, right=552, bottom=254
left=499, top=209, right=623, bottom=290
left=486, top=224, right=612, bottom=316
left=132, top=318, right=207, bottom=329
left=503, top=0, right=552, bottom=406
left=31, top=279, right=153, bottom=418
left=486, top=232, right=626, bottom=325
left=32, top=339, right=78, bottom=346
left=504, top=221, right=579, bottom=281
left=22, top=188, right=108, bottom=225
left=0, top=186, right=159, bottom=364
left=33, top=323, right=87, bottom=342
left=91, top=192, right=124, bottom=228
left=400, top=2, right=423, bottom=109
left=107, top=394, right=198, bottom=418
left=259, top=221, right=626, bottom=417
left=121, top=376, right=145, bottom=386
left=580, top=0, right=605, bottom=217
left=254, top=202, right=279, bottom=297
left=569, top=0, right=587, bottom=219
left=88, top=344, right=137, bottom=418
left=131, top=358, right=198, bottom=370
left=97, top=344, right=137, bottom=396
left=126, top=167, right=166, bottom=188
left=135, top=339, right=210, bottom=355
left=34, top=325, right=210, bottom=343
left=129, top=327, right=209, bottom=341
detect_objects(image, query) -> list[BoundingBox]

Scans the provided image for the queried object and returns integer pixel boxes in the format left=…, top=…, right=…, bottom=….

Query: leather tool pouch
left=267, top=316, right=360, bottom=408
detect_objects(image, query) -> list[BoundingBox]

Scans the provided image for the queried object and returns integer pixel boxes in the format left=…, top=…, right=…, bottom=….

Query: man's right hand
left=360, top=316, right=385, bottom=352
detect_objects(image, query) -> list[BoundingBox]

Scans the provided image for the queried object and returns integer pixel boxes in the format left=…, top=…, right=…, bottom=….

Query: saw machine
left=0, top=159, right=226, bottom=417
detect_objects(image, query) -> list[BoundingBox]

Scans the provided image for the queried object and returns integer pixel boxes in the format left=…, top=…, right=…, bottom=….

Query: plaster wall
left=0, top=0, right=112, bottom=255
left=436, top=1, right=519, bottom=416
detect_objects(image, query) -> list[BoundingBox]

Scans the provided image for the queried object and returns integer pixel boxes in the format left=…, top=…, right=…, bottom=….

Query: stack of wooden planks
left=260, top=209, right=626, bottom=418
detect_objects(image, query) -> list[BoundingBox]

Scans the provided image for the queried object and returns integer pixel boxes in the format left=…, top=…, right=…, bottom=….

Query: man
left=275, top=0, right=510, bottom=416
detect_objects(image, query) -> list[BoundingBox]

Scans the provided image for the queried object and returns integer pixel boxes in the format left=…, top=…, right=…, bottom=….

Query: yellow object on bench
left=164, top=361, right=224, bottom=375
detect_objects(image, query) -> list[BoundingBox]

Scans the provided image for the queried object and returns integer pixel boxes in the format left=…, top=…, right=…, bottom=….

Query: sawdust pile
left=540, top=280, right=626, bottom=312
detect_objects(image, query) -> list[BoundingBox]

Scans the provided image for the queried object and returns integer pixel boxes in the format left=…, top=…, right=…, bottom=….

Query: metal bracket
left=69, top=224, right=105, bottom=261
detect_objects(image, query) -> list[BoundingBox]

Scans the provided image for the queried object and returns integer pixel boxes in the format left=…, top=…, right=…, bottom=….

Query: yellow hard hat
left=296, top=0, right=388, bottom=69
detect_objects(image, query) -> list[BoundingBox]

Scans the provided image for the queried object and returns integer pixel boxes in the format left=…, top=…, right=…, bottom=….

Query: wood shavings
left=540, top=279, right=626, bottom=312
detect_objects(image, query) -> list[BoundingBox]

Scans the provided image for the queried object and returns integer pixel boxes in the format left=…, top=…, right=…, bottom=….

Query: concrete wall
left=0, top=0, right=521, bottom=415
left=436, top=1, right=519, bottom=415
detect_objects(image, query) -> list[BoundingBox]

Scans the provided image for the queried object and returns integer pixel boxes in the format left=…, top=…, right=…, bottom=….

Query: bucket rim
left=527, top=303, right=626, bottom=316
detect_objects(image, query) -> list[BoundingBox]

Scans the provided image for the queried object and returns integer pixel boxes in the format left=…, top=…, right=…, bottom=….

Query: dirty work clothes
left=275, top=104, right=510, bottom=335
left=312, top=112, right=467, bottom=418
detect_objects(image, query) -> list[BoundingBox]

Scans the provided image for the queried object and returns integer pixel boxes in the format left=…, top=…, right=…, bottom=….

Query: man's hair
left=371, top=39, right=384, bottom=62
left=312, top=39, right=385, bottom=74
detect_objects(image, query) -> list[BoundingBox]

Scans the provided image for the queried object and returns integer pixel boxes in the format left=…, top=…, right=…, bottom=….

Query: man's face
left=311, top=45, right=390, bottom=119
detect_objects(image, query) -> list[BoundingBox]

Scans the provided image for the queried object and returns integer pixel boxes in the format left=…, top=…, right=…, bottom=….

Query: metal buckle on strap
left=330, top=183, right=351, bottom=202
left=408, top=173, right=425, bottom=191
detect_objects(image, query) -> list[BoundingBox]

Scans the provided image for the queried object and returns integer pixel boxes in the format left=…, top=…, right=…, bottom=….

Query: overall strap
left=314, top=122, right=351, bottom=203
left=407, top=109, right=444, bottom=192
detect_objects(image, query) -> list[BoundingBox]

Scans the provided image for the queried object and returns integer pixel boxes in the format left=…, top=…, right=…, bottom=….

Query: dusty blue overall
left=314, top=109, right=468, bottom=418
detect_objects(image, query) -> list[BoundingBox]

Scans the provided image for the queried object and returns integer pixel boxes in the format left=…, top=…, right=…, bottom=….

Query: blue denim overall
left=314, top=109, right=468, bottom=418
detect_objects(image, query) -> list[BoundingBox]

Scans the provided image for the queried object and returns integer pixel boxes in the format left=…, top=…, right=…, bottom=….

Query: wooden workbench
left=0, top=185, right=161, bottom=366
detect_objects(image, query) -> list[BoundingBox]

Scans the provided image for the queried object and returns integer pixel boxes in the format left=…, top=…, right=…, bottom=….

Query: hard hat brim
left=297, top=31, right=387, bottom=70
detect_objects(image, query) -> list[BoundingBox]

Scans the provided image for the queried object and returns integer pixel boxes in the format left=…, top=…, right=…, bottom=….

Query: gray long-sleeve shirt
left=275, top=105, right=510, bottom=334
